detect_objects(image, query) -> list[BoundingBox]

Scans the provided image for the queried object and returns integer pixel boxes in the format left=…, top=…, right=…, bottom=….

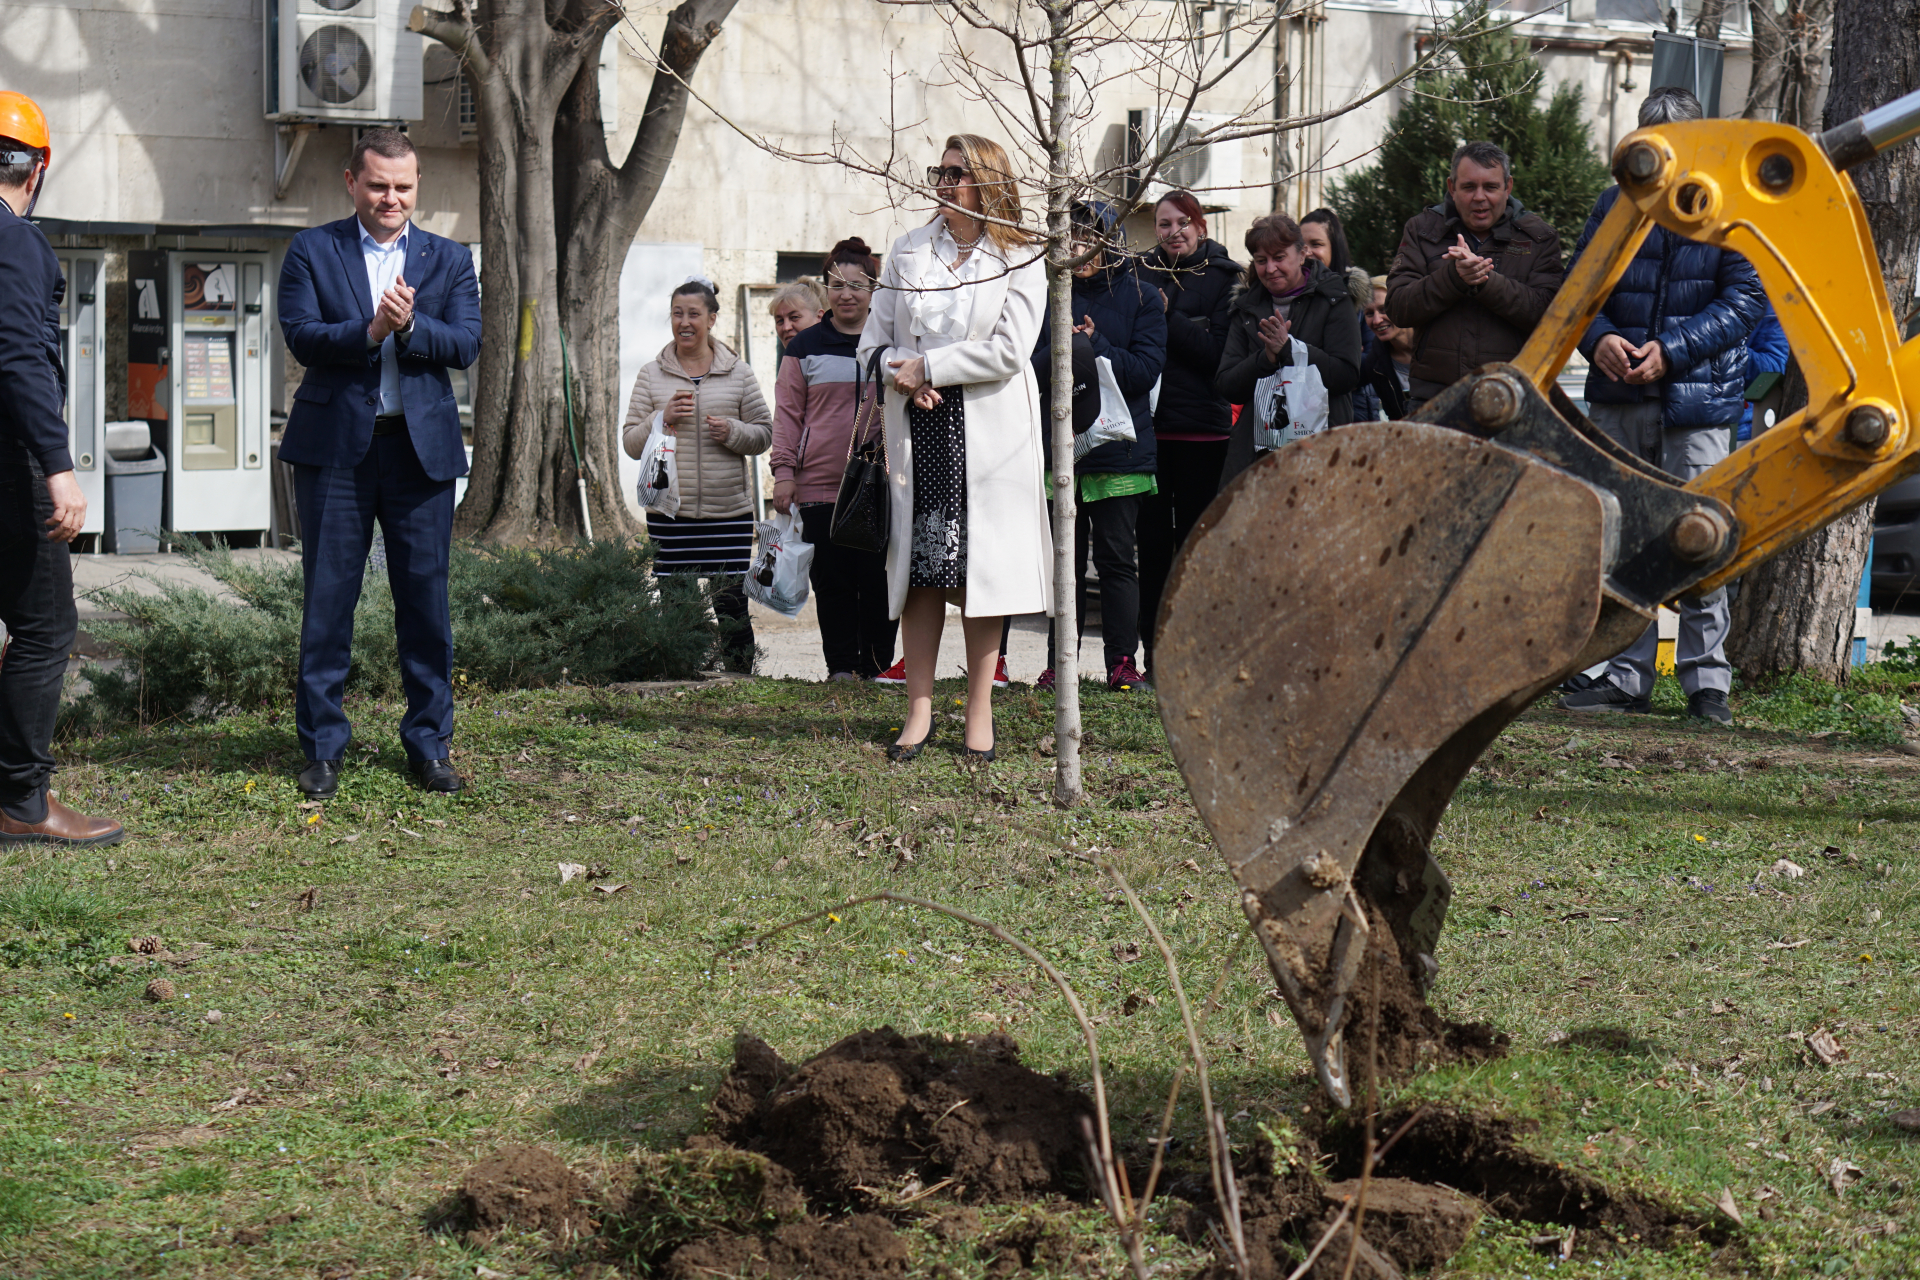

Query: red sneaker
left=1035, top=667, right=1056, bottom=691
left=1108, top=656, right=1149, bottom=692
left=873, top=658, right=908, bottom=685
left=993, top=655, right=1011, bottom=689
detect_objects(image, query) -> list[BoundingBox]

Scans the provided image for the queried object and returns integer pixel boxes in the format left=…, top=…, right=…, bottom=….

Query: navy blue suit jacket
left=277, top=217, right=481, bottom=482
left=0, top=202, right=70, bottom=473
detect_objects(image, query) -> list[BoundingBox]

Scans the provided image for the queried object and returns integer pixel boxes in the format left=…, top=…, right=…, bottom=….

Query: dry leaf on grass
left=592, top=883, right=628, bottom=896
left=557, top=862, right=587, bottom=884
left=1713, top=1188, right=1743, bottom=1225
left=1771, top=859, right=1807, bottom=879
left=1121, top=991, right=1157, bottom=1015
left=1768, top=938, right=1810, bottom=950
left=1827, top=1157, right=1865, bottom=1196
left=1807, top=1027, right=1846, bottom=1066
left=211, top=1086, right=262, bottom=1112
left=1111, top=941, right=1142, bottom=963
left=297, top=887, right=319, bottom=912
left=1036, top=733, right=1056, bottom=756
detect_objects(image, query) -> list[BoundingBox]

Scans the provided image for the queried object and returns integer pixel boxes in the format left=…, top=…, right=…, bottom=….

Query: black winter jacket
left=1215, top=260, right=1361, bottom=483
left=0, top=202, right=70, bottom=473
left=1137, top=239, right=1241, bottom=442
left=1032, top=259, right=1168, bottom=475
left=1573, top=185, right=1767, bottom=429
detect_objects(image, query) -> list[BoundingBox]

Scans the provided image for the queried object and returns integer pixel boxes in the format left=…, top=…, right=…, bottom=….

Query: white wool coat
left=859, top=222, right=1052, bottom=619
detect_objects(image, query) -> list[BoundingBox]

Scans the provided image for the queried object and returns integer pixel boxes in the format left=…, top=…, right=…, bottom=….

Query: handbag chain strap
left=847, top=348, right=888, bottom=469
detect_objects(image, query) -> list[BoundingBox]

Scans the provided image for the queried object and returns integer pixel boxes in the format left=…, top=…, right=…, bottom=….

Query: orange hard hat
left=0, top=91, right=50, bottom=167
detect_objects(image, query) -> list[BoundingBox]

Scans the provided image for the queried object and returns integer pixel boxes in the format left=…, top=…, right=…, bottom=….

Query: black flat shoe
left=887, top=728, right=934, bottom=762
left=409, top=757, right=464, bottom=793
left=297, top=759, right=341, bottom=800
left=960, top=745, right=996, bottom=765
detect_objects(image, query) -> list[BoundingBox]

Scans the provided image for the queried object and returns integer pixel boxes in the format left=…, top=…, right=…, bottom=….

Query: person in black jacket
left=1136, top=191, right=1240, bottom=676
left=1216, top=213, right=1362, bottom=484
left=0, top=93, right=124, bottom=848
left=1032, top=201, right=1167, bottom=692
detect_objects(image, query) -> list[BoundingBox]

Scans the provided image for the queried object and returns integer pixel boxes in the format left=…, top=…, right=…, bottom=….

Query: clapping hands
left=369, top=274, right=415, bottom=343
left=1444, top=235, right=1494, bottom=288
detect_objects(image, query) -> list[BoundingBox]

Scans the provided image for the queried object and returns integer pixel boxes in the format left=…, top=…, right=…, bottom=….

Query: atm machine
left=56, top=250, right=106, bottom=543
left=164, top=253, right=274, bottom=540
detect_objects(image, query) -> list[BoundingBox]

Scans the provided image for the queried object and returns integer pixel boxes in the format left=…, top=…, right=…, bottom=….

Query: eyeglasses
left=825, top=278, right=873, bottom=292
left=927, top=165, right=972, bottom=187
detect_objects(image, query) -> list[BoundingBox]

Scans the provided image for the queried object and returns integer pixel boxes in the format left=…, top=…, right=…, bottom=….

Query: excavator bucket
left=1157, top=92, right=1920, bottom=1107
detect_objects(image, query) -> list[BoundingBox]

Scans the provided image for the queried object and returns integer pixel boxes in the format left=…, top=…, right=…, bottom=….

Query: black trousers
left=1048, top=492, right=1142, bottom=674
left=1136, top=438, right=1228, bottom=669
left=0, top=447, right=77, bottom=821
left=797, top=502, right=896, bottom=678
left=712, top=578, right=754, bottom=672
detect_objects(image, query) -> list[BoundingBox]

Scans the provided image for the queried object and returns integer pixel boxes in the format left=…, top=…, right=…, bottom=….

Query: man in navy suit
left=278, top=128, right=481, bottom=799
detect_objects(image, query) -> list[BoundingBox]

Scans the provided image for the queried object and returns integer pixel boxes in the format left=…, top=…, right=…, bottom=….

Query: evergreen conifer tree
left=1328, top=6, right=1611, bottom=273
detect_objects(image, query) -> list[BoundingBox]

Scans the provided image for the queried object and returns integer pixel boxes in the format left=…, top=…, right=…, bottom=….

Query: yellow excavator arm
left=1156, top=91, right=1920, bottom=1108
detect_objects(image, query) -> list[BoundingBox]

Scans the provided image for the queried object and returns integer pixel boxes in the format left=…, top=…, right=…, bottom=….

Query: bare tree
left=1742, top=0, right=1834, bottom=127
left=1726, top=0, right=1918, bottom=682
left=407, top=0, right=738, bottom=545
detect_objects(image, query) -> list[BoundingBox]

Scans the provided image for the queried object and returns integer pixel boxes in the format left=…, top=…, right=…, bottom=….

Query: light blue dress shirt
left=360, top=223, right=412, bottom=415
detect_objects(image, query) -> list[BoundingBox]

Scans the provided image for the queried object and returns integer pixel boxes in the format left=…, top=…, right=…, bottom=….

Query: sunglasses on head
left=927, top=165, right=972, bottom=187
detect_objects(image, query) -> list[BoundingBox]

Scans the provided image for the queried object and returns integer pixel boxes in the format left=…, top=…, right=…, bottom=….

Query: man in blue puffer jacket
left=1561, top=88, right=1766, bottom=726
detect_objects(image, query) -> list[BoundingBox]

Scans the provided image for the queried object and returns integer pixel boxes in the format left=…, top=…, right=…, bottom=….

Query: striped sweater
left=770, top=320, right=877, bottom=504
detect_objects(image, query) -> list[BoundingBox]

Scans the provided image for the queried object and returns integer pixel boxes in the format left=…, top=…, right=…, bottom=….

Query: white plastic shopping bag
left=636, top=411, right=680, bottom=516
left=745, top=508, right=815, bottom=619
left=1252, top=337, right=1331, bottom=452
left=1074, top=356, right=1138, bottom=462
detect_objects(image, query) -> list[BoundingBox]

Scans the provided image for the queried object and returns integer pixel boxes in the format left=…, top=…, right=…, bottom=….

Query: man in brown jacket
left=1385, top=140, right=1565, bottom=409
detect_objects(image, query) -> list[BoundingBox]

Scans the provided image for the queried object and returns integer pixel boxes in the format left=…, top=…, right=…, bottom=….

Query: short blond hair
left=769, top=278, right=826, bottom=315
left=944, top=133, right=1038, bottom=253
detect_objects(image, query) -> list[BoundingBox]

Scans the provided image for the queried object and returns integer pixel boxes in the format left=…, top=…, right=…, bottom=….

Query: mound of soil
left=709, top=1027, right=1094, bottom=1204
left=661, top=1213, right=908, bottom=1279
left=457, top=1143, right=593, bottom=1244
left=1326, top=1107, right=1707, bottom=1249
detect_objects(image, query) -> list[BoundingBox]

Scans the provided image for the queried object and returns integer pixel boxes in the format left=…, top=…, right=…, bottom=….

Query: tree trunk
left=1046, top=0, right=1083, bottom=808
left=1725, top=0, right=1919, bottom=682
left=1694, top=0, right=1726, bottom=40
left=415, top=0, right=734, bottom=545
left=1742, top=0, right=1834, bottom=127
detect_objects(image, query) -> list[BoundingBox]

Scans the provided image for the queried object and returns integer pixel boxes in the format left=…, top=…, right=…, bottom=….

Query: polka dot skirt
left=908, top=385, right=967, bottom=590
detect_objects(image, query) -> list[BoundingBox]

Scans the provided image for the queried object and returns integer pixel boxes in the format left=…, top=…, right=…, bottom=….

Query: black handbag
left=829, top=349, right=890, bottom=553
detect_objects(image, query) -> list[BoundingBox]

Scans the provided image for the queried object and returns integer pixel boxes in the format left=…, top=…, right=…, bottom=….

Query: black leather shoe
left=409, top=757, right=463, bottom=793
left=298, top=759, right=341, bottom=800
left=886, top=728, right=934, bottom=762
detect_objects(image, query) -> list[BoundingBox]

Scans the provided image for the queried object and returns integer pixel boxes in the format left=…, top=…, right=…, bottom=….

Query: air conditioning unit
left=1128, top=109, right=1245, bottom=211
left=265, top=0, right=423, bottom=124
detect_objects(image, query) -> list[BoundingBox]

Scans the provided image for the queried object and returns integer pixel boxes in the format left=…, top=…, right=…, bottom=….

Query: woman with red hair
left=1135, top=190, right=1241, bottom=677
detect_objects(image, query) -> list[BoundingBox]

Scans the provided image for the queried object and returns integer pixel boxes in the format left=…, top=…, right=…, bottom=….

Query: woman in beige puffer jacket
left=621, top=278, right=772, bottom=671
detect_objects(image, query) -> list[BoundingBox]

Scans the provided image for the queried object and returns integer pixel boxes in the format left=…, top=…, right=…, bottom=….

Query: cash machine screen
left=181, top=262, right=239, bottom=471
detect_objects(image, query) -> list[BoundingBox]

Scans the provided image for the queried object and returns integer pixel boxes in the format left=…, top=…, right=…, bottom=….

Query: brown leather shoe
left=0, top=796, right=126, bottom=848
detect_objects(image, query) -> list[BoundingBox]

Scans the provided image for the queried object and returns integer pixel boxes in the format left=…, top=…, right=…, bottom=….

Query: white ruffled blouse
left=904, top=220, right=994, bottom=346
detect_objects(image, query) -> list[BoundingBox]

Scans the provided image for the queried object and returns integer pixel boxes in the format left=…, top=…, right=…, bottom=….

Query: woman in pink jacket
left=770, top=239, right=896, bottom=680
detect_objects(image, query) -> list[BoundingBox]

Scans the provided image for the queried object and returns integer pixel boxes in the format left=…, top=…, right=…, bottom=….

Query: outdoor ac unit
left=1127, top=108, right=1245, bottom=210
left=265, top=0, right=423, bottom=124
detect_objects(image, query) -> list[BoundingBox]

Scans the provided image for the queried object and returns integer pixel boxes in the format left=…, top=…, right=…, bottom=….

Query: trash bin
left=103, top=420, right=165, bottom=555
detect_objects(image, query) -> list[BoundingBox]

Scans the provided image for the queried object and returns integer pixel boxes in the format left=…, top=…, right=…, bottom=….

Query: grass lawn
left=3, top=669, right=1920, bottom=1277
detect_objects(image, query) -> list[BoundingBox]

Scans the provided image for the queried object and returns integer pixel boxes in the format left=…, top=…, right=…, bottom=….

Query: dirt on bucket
left=708, top=1027, right=1094, bottom=1205
left=455, top=1143, right=594, bottom=1244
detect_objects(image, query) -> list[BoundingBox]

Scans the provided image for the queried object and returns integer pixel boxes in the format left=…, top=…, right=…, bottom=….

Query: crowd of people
left=614, top=85, right=1778, bottom=767
left=0, top=86, right=1788, bottom=840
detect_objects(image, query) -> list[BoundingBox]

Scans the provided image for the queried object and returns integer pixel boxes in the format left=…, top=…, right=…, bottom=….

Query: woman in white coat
left=860, top=133, right=1049, bottom=763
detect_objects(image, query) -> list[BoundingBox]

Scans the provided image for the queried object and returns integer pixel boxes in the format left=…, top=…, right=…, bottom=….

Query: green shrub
left=69, top=535, right=727, bottom=729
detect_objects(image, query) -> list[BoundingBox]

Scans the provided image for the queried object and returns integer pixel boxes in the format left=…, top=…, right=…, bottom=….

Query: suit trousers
left=1589, top=400, right=1733, bottom=697
left=797, top=502, right=896, bottom=679
left=0, top=447, right=76, bottom=820
left=292, top=428, right=456, bottom=763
